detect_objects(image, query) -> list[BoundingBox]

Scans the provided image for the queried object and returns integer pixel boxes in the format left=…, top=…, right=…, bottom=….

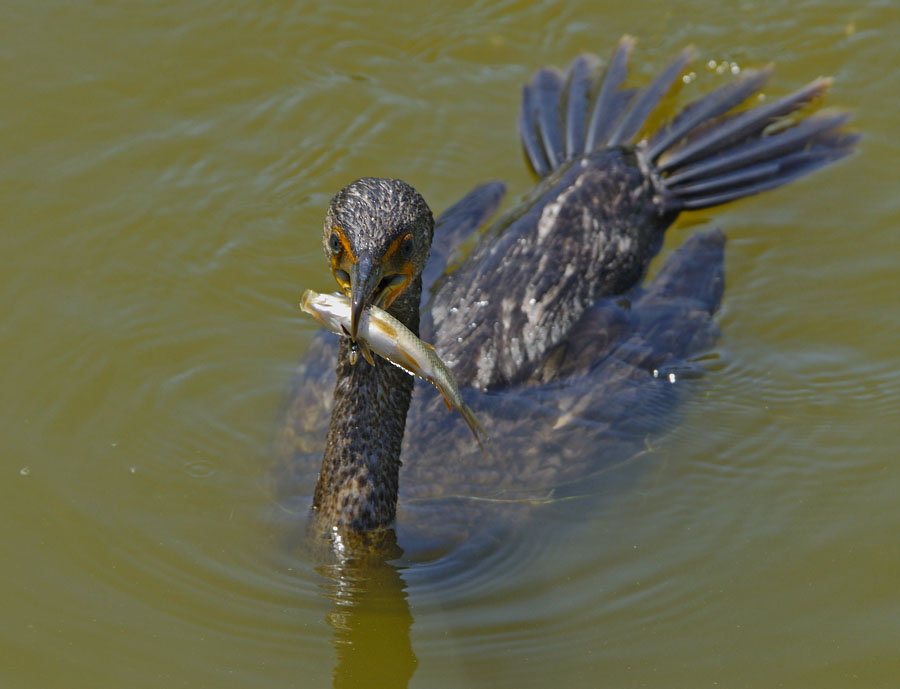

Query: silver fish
left=300, top=289, right=488, bottom=448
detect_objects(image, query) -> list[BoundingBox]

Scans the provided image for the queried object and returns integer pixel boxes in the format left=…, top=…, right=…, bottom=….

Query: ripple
left=2, top=0, right=896, bottom=686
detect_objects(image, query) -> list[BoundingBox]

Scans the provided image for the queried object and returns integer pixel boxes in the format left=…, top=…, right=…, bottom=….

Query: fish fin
left=438, top=388, right=454, bottom=411
left=386, top=348, right=419, bottom=377
left=359, top=340, right=376, bottom=366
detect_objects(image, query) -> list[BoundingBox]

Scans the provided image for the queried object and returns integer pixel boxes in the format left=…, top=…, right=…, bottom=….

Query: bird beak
left=349, top=252, right=382, bottom=341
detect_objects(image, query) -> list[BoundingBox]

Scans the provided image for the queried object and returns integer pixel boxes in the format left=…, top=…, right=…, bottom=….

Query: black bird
left=276, top=37, right=857, bottom=548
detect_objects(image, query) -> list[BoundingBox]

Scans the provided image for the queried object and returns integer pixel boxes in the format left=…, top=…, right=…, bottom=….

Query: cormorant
left=276, top=37, right=857, bottom=548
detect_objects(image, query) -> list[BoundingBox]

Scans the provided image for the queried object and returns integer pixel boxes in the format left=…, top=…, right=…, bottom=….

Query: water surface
left=2, top=1, right=898, bottom=687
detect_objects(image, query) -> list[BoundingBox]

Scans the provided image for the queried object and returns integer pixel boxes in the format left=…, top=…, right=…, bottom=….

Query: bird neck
left=312, top=277, right=422, bottom=534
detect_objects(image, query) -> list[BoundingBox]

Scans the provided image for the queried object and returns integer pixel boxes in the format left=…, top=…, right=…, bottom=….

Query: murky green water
left=2, top=1, right=898, bottom=687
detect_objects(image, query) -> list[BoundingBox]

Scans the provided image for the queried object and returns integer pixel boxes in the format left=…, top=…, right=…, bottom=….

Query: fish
left=300, top=289, right=489, bottom=449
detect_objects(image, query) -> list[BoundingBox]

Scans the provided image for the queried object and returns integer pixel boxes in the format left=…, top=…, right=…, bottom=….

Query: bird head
left=323, top=177, right=434, bottom=340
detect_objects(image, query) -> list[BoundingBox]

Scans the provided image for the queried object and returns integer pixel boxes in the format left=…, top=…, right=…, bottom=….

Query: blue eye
left=329, top=232, right=342, bottom=254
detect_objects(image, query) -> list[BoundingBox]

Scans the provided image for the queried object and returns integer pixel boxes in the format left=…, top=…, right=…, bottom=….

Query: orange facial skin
left=328, top=226, right=356, bottom=297
left=329, top=226, right=414, bottom=309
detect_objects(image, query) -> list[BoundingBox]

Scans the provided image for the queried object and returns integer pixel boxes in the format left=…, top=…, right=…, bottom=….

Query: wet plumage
left=274, top=37, right=857, bottom=549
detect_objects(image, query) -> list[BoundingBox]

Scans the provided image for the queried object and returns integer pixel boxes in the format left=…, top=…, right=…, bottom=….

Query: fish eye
left=399, top=233, right=414, bottom=260
left=329, top=232, right=342, bottom=255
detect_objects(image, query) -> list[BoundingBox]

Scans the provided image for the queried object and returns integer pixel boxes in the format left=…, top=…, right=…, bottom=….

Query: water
left=2, top=1, right=898, bottom=687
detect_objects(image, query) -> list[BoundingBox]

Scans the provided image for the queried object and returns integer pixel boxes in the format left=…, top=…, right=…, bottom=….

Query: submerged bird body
left=276, top=38, right=857, bottom=548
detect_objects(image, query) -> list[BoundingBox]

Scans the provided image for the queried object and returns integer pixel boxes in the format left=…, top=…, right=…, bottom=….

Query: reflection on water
left=273, top=512, right=421, bottom=687
left=318, top=550, right=417, bottom=689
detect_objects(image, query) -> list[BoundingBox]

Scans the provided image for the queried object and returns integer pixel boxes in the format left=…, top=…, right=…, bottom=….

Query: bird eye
left=399, top=233, right=414, bottom=260
left=329, top=232, right=342, bottom=255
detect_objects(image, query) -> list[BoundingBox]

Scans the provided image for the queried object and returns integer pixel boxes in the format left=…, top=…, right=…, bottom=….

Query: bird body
left=276, top=38, right=857, bottom=549
left=427, top=147, right=666, bottom=390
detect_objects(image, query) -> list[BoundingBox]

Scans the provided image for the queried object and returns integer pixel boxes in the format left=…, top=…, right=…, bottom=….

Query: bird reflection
left=316, top=535, right=417, bottom=689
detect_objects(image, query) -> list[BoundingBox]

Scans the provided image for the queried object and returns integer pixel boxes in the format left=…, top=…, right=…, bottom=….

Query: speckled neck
left=311, top=277, right=422, bottom=534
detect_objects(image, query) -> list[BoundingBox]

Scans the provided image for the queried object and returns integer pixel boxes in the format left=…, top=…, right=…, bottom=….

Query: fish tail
left=459, top=402, right=490, bottom=455
left=437, top=388, right=454, bottom=411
